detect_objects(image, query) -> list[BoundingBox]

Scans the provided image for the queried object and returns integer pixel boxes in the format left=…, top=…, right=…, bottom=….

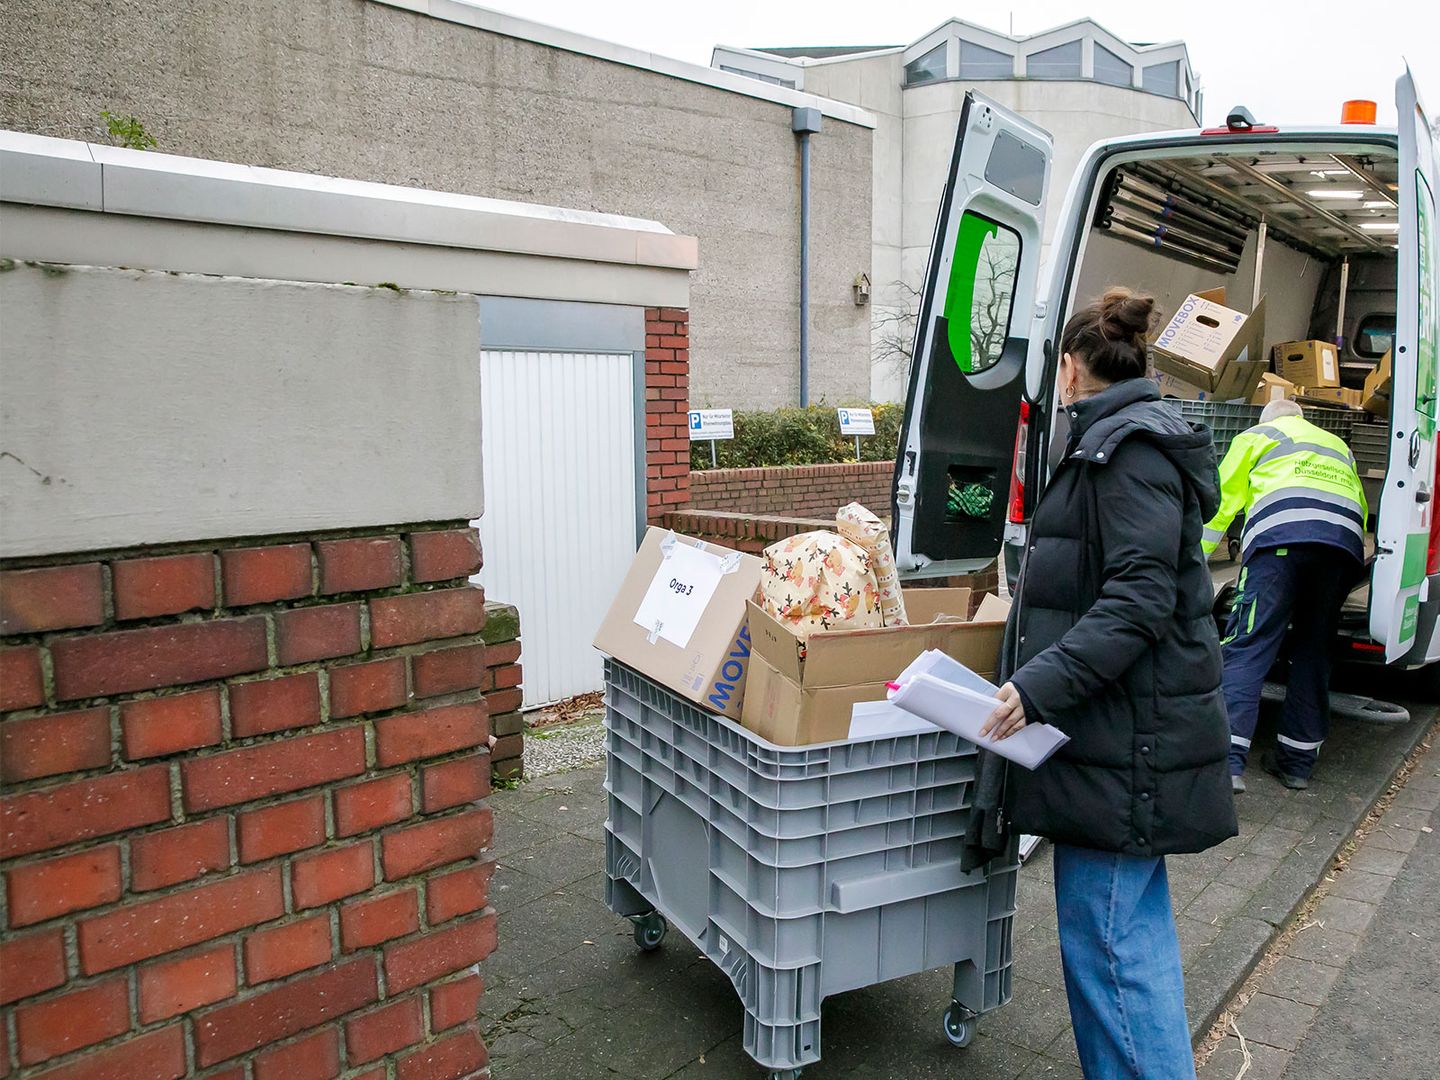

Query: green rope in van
left=948, top=482, right=994, bottom=519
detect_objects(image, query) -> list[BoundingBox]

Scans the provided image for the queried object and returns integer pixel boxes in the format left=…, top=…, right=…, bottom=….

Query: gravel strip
left=523, top=717, right=606, bottom=779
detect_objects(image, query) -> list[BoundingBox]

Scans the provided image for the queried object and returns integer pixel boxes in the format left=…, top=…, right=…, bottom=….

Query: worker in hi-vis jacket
left=1201, top=398, right=1367, bottom=792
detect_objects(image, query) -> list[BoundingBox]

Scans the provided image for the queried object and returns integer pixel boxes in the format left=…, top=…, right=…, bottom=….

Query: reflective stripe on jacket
left=1201, top=414, right=1367, bottom=562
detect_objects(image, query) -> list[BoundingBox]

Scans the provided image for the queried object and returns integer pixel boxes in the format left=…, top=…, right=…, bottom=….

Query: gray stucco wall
left=0, top=0, right=874, bottom=409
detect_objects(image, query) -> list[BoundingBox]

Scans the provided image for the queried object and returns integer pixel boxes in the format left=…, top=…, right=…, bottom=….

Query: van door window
left=1355, top=312, right=1396, bottom=358
left=944, top=213, right=1021, bottom=374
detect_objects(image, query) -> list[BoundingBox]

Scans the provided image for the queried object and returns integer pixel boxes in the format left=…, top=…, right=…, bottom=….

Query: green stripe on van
left=1402, top=531, right=1429, bottom=589
left=943, top=213, right=1000, bottom=374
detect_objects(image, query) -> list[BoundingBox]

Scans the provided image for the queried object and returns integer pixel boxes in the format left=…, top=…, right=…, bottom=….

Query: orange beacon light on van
left=1341, top=100, right=1377, bottom=124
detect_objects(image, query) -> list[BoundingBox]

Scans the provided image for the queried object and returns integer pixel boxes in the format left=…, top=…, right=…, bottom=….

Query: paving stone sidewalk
left=1198, top=733, right=1440, bottom=1080
left=482, top=698, right=1436, bottom=1080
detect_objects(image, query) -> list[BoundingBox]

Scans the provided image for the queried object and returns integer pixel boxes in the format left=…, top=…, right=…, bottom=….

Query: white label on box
left=837, top=407, right=875, bottom=435
left=688, top=409, right=734, bottom=440
left=1323, top=352, right=1337, bottom=382
left=631, top=540, right=726, bottom=649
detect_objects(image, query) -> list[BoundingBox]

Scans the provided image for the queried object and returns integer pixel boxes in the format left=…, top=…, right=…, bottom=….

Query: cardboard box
left=1250, top=373, right=1298, bottom=406
left=1274, top=340, right=1340, bottom=388
left=1297, top=386, right=1362, bottom=409
left=1363, top=349, right=1393, bottom=417
left=594, top=528, right=763, bottom=720
left=1154, top=357, right=1268, bottom=403
left=740, top=588, right=1007, bottom=746
left=1151, top=288, right=1268, bottom=395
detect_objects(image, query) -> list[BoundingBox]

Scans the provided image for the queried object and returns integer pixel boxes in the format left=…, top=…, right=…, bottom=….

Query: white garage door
left=475, top=350, right=639, bottom=708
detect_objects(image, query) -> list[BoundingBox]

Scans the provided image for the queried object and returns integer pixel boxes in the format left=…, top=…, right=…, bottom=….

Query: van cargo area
left=1066, top=142, right=1399, bottom=654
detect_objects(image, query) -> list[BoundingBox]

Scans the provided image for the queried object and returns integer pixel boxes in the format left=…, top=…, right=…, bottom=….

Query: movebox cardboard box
left=1298, top=386, right=1362, bottom=409
left=594, top=528, right=763, bottom=720
left=1250, top=373, right=1298, bottom=405
left=1151, top=288, right=1268, bottom=395
left=1274, top=340, right=1340, bottom=388
left=1363, top=349, right=1393, bottom=417
left=741, top=588, right=1008, bottom=746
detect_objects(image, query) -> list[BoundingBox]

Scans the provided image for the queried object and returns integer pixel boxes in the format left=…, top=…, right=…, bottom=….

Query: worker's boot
left=1231, top=773, right=1246, bottom=794
left=1262, top=750, right=1309, bottom=791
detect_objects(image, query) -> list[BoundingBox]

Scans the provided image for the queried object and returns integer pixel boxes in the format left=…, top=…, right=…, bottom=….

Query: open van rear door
left=1372, top=69, right=1440, bottom=661
left=892, top=93, right=1051, bottom=576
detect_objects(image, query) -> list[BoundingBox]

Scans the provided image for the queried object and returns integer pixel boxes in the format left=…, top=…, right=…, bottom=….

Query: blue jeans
left=1053, top=844, right=1196, bottom=1079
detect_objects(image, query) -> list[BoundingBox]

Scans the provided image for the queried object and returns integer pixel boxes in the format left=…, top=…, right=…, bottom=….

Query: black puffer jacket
left=1004, top=378, right=1237, bottom=856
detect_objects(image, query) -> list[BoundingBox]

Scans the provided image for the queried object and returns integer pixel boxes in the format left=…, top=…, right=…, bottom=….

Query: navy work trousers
left=1222, top=544, right=1357, bottom=779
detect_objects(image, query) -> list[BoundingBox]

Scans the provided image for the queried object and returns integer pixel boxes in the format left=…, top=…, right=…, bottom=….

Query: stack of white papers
left=886, top=650, right=1069, bottom=771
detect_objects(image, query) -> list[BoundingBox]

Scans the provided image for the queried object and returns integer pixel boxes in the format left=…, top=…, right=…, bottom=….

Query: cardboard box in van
left=1250, top=373, right=1298, bottom=406
left=1151, top=288, right=1268, bottom=395
left=740, top=588, right=1007, bottom=745
left=1298, top=386, right=1362, bottom=409
left=594, top=528, right=763, bottom=720
left=1363, top=350, right=1393, bottom=417
left=1274, top=340, right=1340, bottom=388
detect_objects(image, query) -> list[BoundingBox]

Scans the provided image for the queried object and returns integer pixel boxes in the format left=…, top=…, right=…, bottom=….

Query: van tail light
left=1428, top=446, right=1440, bottom=576
left=1007, top=400, right=1030, bottom=524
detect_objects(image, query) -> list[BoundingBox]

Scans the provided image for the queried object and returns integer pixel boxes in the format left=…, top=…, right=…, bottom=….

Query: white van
left=892, top=72, right=1437, bottom=674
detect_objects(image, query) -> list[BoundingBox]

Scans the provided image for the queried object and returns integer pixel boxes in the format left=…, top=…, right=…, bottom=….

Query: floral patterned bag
left=835, top=501, right=908, bottom=626
left=759, top=531, right=883, bottom=641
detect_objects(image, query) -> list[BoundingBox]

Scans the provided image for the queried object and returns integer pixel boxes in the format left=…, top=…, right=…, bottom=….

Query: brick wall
left=687, top=462, right=894, bottom=520
left=645, top=307, right=690, bottom=522
left=481, top=604, right=522, bottom=781
left=0, top=526, right=497, bottom=1079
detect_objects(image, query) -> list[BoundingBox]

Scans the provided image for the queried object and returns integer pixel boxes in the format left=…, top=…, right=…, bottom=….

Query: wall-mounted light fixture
left=852, top=273, right=871, bottom=306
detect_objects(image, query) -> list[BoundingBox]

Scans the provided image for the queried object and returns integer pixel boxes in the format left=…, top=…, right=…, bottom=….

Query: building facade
left=714, top=19, right=1201, bottom=401
left=0, top=0, right=876, bottom=410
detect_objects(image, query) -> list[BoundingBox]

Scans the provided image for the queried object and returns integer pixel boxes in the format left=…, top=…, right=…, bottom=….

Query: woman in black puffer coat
left=981, top=287, right=1237, bottom=1080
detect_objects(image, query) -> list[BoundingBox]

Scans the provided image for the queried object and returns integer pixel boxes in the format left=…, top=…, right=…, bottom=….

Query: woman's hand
left=980, top=682, right=1027, bottom=741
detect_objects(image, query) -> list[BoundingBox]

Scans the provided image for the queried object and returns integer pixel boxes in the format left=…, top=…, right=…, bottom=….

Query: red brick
left=24, top=1026, right=186, bottom=1080
left=485, top=689, right=523, bottom=716
left=381, top=808, right=493, bottom=881
left=0, top=928, right=66, bottom=1006
left=491, top=663, right=522, bottom=689
left=411, top=644, right=486, bottom=699
left=340, top=887, right=419, bottom=951
left=334, top=773, right=412, bottom=837
left=375, top=702, right=488, bottom=767
left=660, top=361, right=687, bottom=375
left=345, top=997, right=424, bottom=1064
left=316, top=536, right=403, bottom=595
left=138, top=943, right=236, bottom=1022
left=220, top=544, right=312, bottom=606
left=77, top=866, right=283, bottom=974
left=129, top=818, right=230, bottom=891
left=396, top=1027, right=487, bottom=1080
left=659, top=307, right=688, bottom=322
left=370, top=588, right=485, bottom=649
left=409, top=530, right=482, bottom=583
left=202, top=1069, right=246, bottom=1080
left=238, top=794, right=326, bottom=863
left=275, top=603, right=362, bottom=665
left=0, top=706, right=110, bottom=782
left=51, top=618, right=268, bottom=700
left=181, top=726, right=365, bottom=811
left=421, top=754, right=491, bottom=813
left=112, top=553, right=215, bottom=621
left=645, top=347, right=674, bottom=362
left=252, top=1027, right=340, bottom=1080
left=243, top=913, right=332, bottom=983
left=15, top=976, right=129, bottom=1065
left=6, top=844, right=122, bottom=927
left=429, top=974, right=484, bottom=1032
left=329, top=656, right=408, bottom=718
left=0, top=564, right=104, bottom=635
left=425, top=861, right=496, bottom=926
left=193, top=956, right=378, bottom=1066
left=120, top=689, right=223, bottom=759
left=486, top=641, right=520, bottom=666
left=229, top=671, right=322, bottom=737
left=0, top=646, right=45, bottom=712
left=291, top=841, right=375, bottom=908
left=490, top=733, right=522, bottom=763
left=1, top=766, right=170, bottom=859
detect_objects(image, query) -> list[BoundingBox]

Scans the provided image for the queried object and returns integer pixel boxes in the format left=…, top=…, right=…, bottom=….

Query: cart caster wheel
left=1227, top=538, right=1241, bottom=562
left=943, top=1003, right=976, bottom=1048
left=767, top=1071, right=802, bottom=1080
left=632, top=912, right=667, bottom=951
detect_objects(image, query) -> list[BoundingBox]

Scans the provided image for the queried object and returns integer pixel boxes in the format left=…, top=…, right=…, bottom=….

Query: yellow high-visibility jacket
left=1202, top=413, right=1367, bottom=562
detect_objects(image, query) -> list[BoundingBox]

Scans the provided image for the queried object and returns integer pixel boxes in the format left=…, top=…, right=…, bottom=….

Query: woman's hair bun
left=1059, top=286, right=1157, bottom=384
left=1098, top=287, right=1157, bottom=345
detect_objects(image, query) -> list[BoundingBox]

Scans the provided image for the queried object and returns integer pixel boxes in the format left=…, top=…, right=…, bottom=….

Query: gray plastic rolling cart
left=602, top=659, right=1019, bottom=1079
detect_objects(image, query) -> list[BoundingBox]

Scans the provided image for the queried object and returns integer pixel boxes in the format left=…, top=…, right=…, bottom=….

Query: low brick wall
left=482, top=603, right=523, bottom=781
left=687, top=462, right=893, bottom=520
left=0, top=525, right=497, bottom=1078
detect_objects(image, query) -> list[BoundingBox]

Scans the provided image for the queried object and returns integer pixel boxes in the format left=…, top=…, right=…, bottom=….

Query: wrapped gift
left=835, top=501, right=907, bottom=626
left=760, top=531, right=882, bottom=641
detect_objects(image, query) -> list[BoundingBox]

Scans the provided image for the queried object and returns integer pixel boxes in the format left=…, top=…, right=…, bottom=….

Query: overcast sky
left=478, top=0, right=1435, bottom=129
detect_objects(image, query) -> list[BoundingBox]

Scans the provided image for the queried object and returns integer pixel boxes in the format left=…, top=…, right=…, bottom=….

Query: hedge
left=690, top=403, right=904, bottom=470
